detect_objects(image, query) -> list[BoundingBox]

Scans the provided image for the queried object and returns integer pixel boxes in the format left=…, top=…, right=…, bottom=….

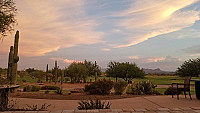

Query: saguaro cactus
left=7, top=31, right=19, bottom=85
left=54, top=61, right=58, bottom=83
left=7, top=46, right=13, bottom=82
left=46, top=64, right=48, bottom=82
left=94, top=61, right=98, bottom=81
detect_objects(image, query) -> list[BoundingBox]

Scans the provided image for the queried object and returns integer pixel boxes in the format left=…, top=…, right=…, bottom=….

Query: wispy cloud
left=128, top=56, right=139, bottom=59
left=113, top=0, right=200, bottom=48
left=3, top=0, right=103, bottom=56
left=101, top=48, right=111, bottom=51
left=127, top=55, right=182, bottom=71
left=183, top=44, right=200, bottom=56
left=64, top=59, right=84, bottom=64
left=49, top=57, right=83, bottom=64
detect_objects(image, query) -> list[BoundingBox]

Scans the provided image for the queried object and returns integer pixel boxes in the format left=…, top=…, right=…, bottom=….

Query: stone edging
left=1, top=107, right=200, bottom=113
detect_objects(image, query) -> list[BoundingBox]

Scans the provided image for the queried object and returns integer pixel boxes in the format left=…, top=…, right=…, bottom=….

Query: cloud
left=113, top=0, right=200, bottom=48
left=64, top=59, right=84, bottom=64
left=128, top=56, right=139, bottom=59
left=101, top=48, right=111, bottom=51
left=146, top=57, right=165, bottom=63
left=0, top=0, right=103, bottom=56
left=183, top=45, right=200, bottom=56
left=127, top=55, right=182, bottom=71
left=49, top=57, right=84, bottom=64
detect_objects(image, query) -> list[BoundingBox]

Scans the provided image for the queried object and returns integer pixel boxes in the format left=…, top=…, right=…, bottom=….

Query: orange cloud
left=64, top=59, right=84, bottom=64
left=146, top=57, right=165, bottom=63
left=101, top=48, right=111, bottom=51
left=1, top=0, right=104, bottom=57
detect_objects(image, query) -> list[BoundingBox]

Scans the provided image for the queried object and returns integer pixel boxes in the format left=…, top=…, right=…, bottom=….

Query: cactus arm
left=7, top=46, right=13, bottom=83
left=11, top=31, right=19, bottom=85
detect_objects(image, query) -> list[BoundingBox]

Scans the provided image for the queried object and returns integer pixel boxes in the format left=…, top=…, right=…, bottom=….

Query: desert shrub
left=31, top=86, right=41, bottom=91
left=78, top=99, right=111, bottom=110
left=44, top=90, right=49, bottom=94
left=0, top=78, right=9, bottom=85
left=114, top=80, right=128, bottom=95
left=84, top=79, right=114, bottom=95
left=164, top=87, right=181, bottom=95
left=55, top=88, right=62, bottom=95
left=65, top=77, right=70, bottom=83
left=23, top=85, right=40, bottom=92
left=23, top=85, right=32, bottom=92
left=41, top=86, right=60, bottom=90
left=128, top=81, right=160, bottom=95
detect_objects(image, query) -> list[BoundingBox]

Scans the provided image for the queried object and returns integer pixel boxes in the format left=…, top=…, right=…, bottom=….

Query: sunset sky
left=1, top=0, right=200, bottom=71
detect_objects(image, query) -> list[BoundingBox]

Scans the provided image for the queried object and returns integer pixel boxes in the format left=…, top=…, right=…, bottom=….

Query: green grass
left=16, top=74, right=199, bottom=95
left=17, top=75, right=199, bottom=85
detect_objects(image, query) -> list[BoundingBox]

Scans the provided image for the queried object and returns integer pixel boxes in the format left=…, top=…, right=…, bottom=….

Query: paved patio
left=1, top=95, right=200, bottom=113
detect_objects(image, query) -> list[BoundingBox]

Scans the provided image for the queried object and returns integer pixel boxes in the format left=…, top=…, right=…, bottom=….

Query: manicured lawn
left=17, top=75, right=199, bottom=85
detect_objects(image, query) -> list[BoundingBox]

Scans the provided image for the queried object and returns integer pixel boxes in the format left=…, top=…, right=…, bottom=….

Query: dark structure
left=0, top=85, right=19, bottom=111
left=172, top=76, right=192, bottom=100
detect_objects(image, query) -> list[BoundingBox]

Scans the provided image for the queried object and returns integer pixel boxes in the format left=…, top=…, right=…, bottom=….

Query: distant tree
left=176, top=58, right=200, bottom=77
left=84, top=60, right=101, bottom=77
left=25, top=68, right=36, bottom=74
left=18, top=71, right=29, bottom=78
left=0, top=0, right=17, bottom=39
left=106, top=61, right=145, bottom=81
left=49, top=68, right=62, bottom=82
left=67, top=62, right=89, bottom=83
left=29, top=70, right=46, bottom=82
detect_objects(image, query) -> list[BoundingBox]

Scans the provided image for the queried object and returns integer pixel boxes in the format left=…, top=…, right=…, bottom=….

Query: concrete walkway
left=5, top=95, right=200, bottom=112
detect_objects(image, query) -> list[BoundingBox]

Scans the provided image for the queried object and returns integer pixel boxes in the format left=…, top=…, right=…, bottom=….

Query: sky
left=1, top=0, right=200, bottom=71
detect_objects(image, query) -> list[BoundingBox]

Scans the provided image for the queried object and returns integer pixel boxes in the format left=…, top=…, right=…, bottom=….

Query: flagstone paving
left=1, top=95, right=200, bottom=113
left=1, top=107, right=200, bottom=113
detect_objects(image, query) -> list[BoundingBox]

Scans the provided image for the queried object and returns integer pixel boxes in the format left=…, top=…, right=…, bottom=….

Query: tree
left=29, top=70, right=46, bottom=82
left=25, top=68, right=36, bottom=74
left=176, top=58, right=200, bottom=77
left=0, top=0, right=17, bottom=39
left=84, top=60, right=101, bottom=77
left=0, top=67, right=2, bottom=78
left=106, top=61, right=145, bottom=81
left=67, top=62, right=89, bottom=83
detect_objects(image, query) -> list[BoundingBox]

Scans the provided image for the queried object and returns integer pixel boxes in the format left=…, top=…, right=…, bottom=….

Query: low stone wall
left=0, top=85, right=19, bottom=111
left=0, top=88, right=9, bottom=111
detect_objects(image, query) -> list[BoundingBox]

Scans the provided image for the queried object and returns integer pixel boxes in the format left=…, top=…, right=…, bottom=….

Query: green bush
left=41, top=86, right=60, bottom=90
left=23, top=85, right=40, bottom=92
left=31, top=86, right=41, bottom=91
left=45, top=90, right=49, bottom=94
left=84, top=79, right=114, bottom=95
left=114, top=80, right=128, bottom=95
left=55, top=88, right=62, bottom=95
left=164, top=87, right=181, bottom=95
left=128, top=81, right=160, bottom=95
left=23, top=85, right=32, bottom=92
left=78, top=99, right=111, bottom=110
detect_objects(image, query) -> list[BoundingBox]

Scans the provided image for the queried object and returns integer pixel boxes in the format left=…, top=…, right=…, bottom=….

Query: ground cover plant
left=164, top=87, right=182, bottom=95
left=78, top=99, right=111, bottom=110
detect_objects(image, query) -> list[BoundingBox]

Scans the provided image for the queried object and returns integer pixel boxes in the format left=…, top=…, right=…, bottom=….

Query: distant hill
left=143, top=68, right=174, bottom=74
